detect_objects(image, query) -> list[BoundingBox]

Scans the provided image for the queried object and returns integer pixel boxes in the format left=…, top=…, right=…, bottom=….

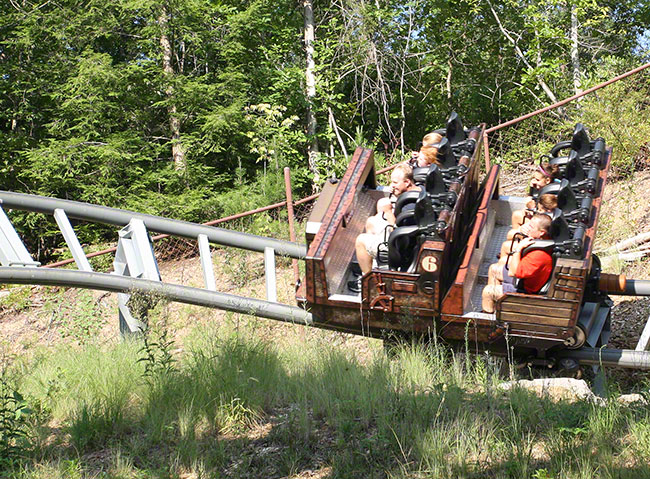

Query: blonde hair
left=419, top=145, right=440, bottom=166
left=530, top=213, right=551, bottom=235
left=422, top=132, right=443, bottom=147
left=393, top=163, right=414, bottom=182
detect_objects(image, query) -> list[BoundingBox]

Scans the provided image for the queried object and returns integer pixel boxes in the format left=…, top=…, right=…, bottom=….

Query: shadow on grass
left=11, top=333, right=650, bottom=478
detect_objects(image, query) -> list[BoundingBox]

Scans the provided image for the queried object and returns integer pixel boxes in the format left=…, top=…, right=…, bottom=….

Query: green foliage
left=138, top=326, right=177, bottom=381
left=0, top=370, right=31, bottom=468
left=1, top=0, right=648, bottom=261
left=6, top=320, right=650, bottom=477
left=0, top=287, right=32, bottom=314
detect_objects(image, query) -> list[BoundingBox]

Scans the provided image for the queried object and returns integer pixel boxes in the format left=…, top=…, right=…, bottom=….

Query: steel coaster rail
left=3, top=265, right=650, bottom=369
left=556, top=347, right=650, bottom=370
left=0, top=267, right=313, bottom=326
left=0, top=191, right=306, bottom=259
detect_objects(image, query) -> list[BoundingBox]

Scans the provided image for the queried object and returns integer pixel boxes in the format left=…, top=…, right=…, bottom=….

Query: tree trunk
left=159, top=4, right=186, bottom=171
left=446, top=43, right=453, bottom=109
left=487, top=0, right=559, bottom=105
left=570, top=3, right=582, bottom=96
left=303, top=0, right=319, bottom=190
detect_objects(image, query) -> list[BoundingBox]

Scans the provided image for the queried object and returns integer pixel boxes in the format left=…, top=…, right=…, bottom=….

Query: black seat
left=564, top=150, right=599, bottom=195
left=387, top=192, right=441, bottom=271
left=394, top=190, right=421, bottom=218
left=445, top=111, right=467, bottom=146
left=556, top=179, right=592, bottom=225
left=412, top=166, right=429, bottom=185
left=436, top=138, right=457, bottom=169
left=550, top=123, right=606, bottom=169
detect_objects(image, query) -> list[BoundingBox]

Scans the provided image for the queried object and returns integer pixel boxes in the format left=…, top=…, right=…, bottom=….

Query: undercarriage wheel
left=564, top=325, right=587, bottom=350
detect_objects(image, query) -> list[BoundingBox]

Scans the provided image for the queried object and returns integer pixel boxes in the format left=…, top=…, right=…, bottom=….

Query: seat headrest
left=412, top=166, right=429, bottom=185
left=564, top=150, right=587, bottom=184
left=556, top=179, right=578, bottom=213
left=550, top=214, right=572, bottom=242
left=535, top=181, right=562, bottom=198
left=571, top=123, right=592, bottom=157
left=424, top=164, right=447, bottom=195
left=436, top=138, right=457, bottom=169
left=415, top=190, right=437, bottom=228
left=446, top=111, right=467, bottom=145
left=394, top=189, right=421, bottom=216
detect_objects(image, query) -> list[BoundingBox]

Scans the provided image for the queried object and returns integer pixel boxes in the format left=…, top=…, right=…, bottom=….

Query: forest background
left=1, top=0, right=649, bottom=261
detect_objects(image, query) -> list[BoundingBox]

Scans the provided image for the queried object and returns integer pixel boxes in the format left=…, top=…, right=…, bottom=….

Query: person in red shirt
left=482, top=213, right=553, bottom=313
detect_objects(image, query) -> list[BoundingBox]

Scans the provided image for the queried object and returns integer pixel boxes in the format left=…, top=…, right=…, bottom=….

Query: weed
left=127, top=289, right=166, bottom=330
left=41, top=288, right=104, bottom=344
left=137, top=326, right=177, bottom=381
left=0, top=371, right=31, bottom=468
left=0, top=286, right=32, bottom=314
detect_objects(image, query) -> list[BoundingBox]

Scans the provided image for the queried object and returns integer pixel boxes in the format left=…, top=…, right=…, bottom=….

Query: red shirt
left=515, top=250, right=553, bottom=293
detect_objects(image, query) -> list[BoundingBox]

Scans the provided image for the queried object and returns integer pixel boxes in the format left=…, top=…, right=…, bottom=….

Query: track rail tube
left=0, top=191, right=306, bottom=259
left=0, top=267, right=313, bottom=326
left=623, top=279, right=650, bottom=296
left=556, top=347, right=650, bottom=370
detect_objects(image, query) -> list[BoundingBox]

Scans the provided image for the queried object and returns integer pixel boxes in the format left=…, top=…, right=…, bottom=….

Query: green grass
left=3, top=322, right=650, bottom=478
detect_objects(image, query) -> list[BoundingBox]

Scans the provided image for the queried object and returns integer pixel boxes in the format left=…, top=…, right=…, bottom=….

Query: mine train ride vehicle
left=297, top=114, right=631, bottom=367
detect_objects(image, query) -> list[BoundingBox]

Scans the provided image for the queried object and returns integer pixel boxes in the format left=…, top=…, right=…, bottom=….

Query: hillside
left=1, top=168, right=650, bottom=479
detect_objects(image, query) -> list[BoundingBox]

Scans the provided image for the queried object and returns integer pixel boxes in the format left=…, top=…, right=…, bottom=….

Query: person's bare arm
left=507, top=237, right=534, bottom=275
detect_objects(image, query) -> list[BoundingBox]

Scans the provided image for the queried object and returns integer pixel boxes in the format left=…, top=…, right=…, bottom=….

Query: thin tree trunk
left=159, top=4, right=186, bottom=171
left=446, top=43, right=453, bottom=109
left=303, top=0, right=319, bottom=190
left=487, top=0, right=559, bottom=105
left=328, top=107, right=348, bottom=160
left=570, top=3, right=582, bottom=96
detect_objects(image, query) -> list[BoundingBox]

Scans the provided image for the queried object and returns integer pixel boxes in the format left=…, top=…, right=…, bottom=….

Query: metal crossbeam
left=113, top=219, right=161, bottom=334
left=264, top=247, right=277, bottom=302
left=636, top=313, right=650, bottom=351
left=0, top=205, right=40, bottom=267
left=198, top=234, right=216, bottom=291
left=53, top=209, right=92, bottom=272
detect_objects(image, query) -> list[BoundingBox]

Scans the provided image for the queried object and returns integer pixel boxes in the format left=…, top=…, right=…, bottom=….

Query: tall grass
left=5, top=322, right=650, bottom=478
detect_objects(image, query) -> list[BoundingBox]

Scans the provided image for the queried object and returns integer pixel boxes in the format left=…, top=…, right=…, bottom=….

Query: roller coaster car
left=296, top=120, right=612, bottom=362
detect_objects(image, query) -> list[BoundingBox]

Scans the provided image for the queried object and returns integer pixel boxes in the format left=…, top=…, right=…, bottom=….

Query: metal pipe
left=0, top=267, right=313, bottom=326
left=624, top=279, right=650, bottom=296
left=486, top=62, right=650, bottom=134
left=556, top=347, right=650, bottom=370
left=0, top=191, right=306, bottom=259
left=599, top=273, right=650, bottom=296
left=284, top=167, right=300, bottom=284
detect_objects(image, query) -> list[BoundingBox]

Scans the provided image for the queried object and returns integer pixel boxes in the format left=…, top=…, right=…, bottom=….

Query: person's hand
left=516, top=237, right=535, bottom=252
left=525, top=198, right=535, bottom=210
left=519, top=222, right=533, bottom=236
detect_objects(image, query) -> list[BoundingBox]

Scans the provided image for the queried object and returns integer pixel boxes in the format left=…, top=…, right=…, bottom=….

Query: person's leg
left=377, top=197, right=395, bottom=226
left=511, top=209, right=525, bottom=229
left=487, top=262, right=504, bottom=286
left=355, top=234, right=374, bottom=274
left=482, top=284, right=503, bottom=313
left=366, top=215, right=388, bottom=235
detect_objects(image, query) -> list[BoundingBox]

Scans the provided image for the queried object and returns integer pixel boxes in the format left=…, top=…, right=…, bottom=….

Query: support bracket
left=112, top=219, right=161, bottom=334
